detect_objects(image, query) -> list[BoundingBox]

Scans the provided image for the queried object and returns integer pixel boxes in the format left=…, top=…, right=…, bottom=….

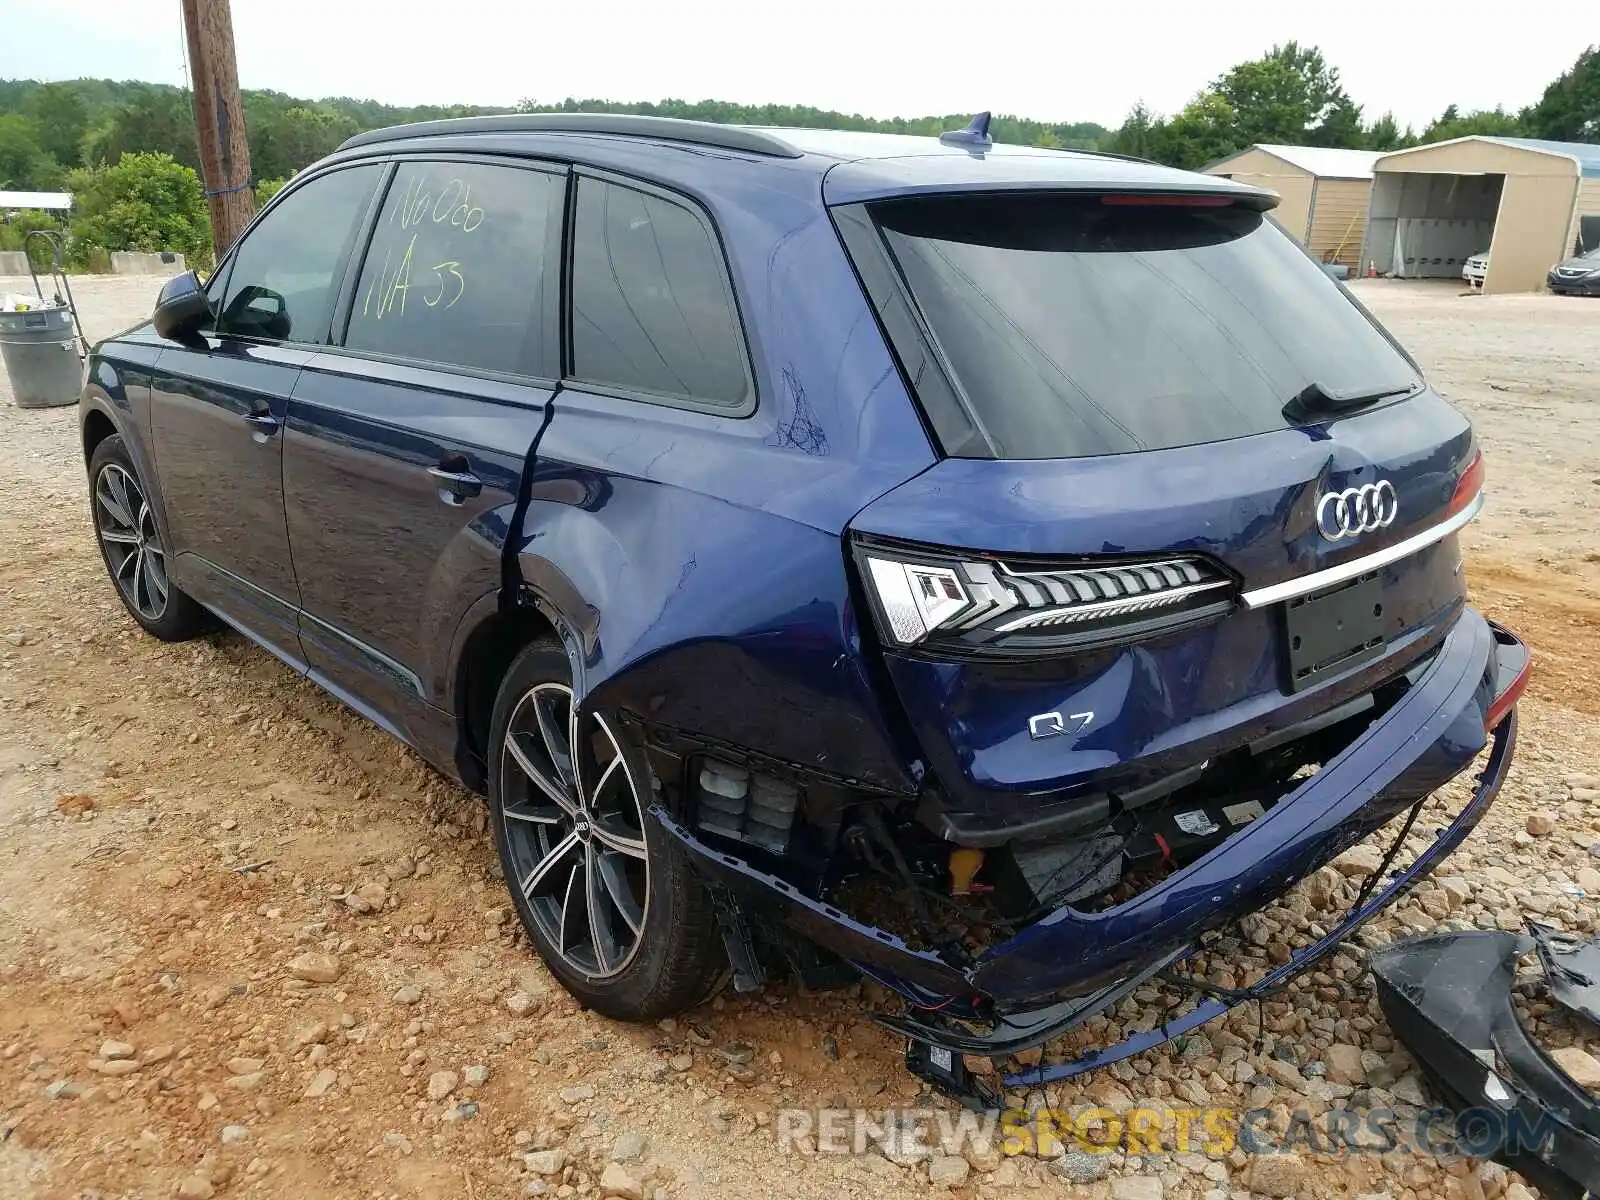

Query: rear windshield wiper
left=1283, top=381, right=1418, bottom=422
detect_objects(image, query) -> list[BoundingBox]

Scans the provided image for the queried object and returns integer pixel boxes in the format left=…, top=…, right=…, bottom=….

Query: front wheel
left=88, top=434, right=210, bottom=642
left=488, top=640, right=724, bottom=1020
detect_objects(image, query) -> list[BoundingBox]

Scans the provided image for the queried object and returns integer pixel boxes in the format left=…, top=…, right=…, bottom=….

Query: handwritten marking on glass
left=363, top=172, right=481, bottom=320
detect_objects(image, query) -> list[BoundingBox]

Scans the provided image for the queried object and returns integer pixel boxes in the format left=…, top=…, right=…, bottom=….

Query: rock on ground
left=611, top=1129, right=647, bottom=1162
left=426, top=1069, right=458, bottom=1100
left=1247, top=1152, right=1306, bottom=1198
left=599, top=1162, right=644, bottom=1200
left=524, top=1149, right=567, bottom=1175
left=927, top=1155, right=970, bottom=1187
left=287, top=952, right=341, bottom=984
left=1110, top=1175, right=1164, bottom=1200
left=1550, top=1046, right=1600, bottom=1089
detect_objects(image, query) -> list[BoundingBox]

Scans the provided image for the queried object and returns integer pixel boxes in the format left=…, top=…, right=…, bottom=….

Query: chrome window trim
left=1242, top=491, right=1484, bottom=610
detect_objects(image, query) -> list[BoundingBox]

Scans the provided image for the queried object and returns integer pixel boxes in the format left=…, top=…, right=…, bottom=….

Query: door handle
left=428, top=465, right=483, bottom=505
left=242, top=411, right=281, bottom=441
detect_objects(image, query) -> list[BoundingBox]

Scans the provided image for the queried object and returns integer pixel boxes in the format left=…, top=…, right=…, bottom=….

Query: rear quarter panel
left=507, top=158, right=937, bottom=789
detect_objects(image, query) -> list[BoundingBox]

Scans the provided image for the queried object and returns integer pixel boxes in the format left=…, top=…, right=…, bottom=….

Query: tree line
left=1102, top=42, right=1598, bottom=169
left=0, top=43, right=1594, bottom=267
left=0, top=77, right=505, bottom=192
left=515, top=96, right=1108, bottom=150
left=0, top=79, right=509, bottom=265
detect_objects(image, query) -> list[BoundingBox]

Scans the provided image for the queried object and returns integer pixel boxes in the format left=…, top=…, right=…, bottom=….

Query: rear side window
left=570, top=177, right=751, bottom=409
left=870, top=194, right=1421, bottom=459
left=344, top=161, right=560, bottom=377
left=215, top=165, right=381, bottom=343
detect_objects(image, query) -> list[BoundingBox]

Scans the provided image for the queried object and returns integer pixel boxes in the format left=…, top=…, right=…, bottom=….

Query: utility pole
left=181, top=0, right=255, bottom=262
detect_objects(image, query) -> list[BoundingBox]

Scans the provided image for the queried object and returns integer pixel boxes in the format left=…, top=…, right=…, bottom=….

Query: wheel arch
left=452, top=602, right=558, bottom=794
left=448, top=564, right=596, bottom=795
left=81, top=405, right=118, bottom=464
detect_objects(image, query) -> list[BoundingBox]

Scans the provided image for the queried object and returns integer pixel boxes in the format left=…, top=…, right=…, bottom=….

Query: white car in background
left=1463, top=251, right=1490, bottom=287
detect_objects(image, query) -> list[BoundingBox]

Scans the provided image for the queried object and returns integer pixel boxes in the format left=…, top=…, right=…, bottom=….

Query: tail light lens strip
left=856, top=540, right=1234, bottom=652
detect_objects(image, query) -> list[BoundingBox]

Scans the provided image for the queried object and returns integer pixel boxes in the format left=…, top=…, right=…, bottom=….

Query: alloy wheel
left=95, top=463, right=169, bottom=622
left=499, top=682, right=651, bottom=979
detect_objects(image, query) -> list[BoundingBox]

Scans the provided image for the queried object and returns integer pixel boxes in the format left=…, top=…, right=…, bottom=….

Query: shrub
left=65, top=152, right=211, bottom=265
left=0, top=209, right=68, bottom=269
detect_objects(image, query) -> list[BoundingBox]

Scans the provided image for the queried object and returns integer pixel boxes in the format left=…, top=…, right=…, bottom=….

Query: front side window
left=215, top=165, right=381, bottom=342
left=344, top=161, right=561, bottom=376
left=570, top=177, right=750, bottom=408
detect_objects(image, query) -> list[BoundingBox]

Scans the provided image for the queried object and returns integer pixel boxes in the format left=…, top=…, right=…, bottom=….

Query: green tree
left=255, top=176, right=287, bottom=205
left=1104, top=102, right=1177, bottom=161
left=1522, top=46, right=1600, bottom=141
left=1163, top=93, right=1243, bottom=169
left=88, top=88, right=199, bottom=170
left=1213, top=42, right=1365, bottom=149
left=1364, top=112, right=1416, bottom=151
left=1106, top=44, right=1368, bottom=170
left=0, top=113, right=62, bottom=189
left=248, top=104, right=357, bottom=180
left=67, top=152, right=211, bottom=262
left=28, top=83, right=89, bottom=167
left=1421, top=104, right=1524, bottom=142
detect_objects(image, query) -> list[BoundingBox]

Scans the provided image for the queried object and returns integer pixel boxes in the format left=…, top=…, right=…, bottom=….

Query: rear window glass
left=872, top=194, right=1420, bottom=459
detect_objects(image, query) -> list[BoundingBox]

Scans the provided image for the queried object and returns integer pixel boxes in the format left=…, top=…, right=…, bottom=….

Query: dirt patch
left=1467, top=550, right=1600, bottom=714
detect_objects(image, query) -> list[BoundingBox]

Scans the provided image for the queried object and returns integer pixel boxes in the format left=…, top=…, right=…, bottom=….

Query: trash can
left=0, top=306, right=84, bottom=408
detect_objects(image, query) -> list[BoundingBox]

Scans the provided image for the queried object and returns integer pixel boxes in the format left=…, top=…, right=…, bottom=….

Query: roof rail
left=339, top=113, right=805, bottom=159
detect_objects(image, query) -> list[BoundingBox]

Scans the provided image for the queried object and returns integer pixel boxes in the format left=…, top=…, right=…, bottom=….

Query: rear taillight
left=853, top=538, right=1236, bottom=656
left=1448, top=450, right=1485, bottom=519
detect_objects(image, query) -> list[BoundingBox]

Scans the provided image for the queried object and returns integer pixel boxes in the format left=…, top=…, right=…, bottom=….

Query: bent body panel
left=516, top=401, right=917, bottom=789
left=665, top=612, right=1521, bottom=1009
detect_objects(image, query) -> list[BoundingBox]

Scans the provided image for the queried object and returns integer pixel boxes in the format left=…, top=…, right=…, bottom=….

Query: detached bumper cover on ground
left=656, top=609, right=1528, bottom=1092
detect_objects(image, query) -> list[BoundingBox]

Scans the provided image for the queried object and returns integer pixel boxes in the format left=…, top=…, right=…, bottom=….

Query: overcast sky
left=1, top=0, right=1587, bottom=131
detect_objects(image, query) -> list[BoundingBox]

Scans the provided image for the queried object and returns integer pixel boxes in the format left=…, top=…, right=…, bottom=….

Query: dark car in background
left=78, top=113, right=1528, bottom=1099
left=1548, top=244, right=1600, bottom=294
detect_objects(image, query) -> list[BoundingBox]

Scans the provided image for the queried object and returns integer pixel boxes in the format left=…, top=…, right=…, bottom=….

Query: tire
left=488, top=639, right=724, bottom=1020
left=88, top=434, right=211, bottom=642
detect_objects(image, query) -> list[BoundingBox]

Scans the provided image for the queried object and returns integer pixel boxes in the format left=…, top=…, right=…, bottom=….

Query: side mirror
left=152, top=271, right=214, bottom=341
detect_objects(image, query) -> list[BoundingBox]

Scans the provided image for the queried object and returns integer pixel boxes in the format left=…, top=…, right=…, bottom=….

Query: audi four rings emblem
left=1316, top=480, right=1399, bottom=541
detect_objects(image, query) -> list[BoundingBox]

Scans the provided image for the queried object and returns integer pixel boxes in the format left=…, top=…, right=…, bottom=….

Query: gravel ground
left=0, top=275, right=1597, bottom=1200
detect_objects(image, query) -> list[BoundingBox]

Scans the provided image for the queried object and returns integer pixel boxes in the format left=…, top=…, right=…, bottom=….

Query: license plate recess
left=1283, top=570, right=1386, bottom=691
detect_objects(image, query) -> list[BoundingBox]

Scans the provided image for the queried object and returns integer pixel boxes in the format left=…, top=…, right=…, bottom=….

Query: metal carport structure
left=1361, top=136, right=1600, bottom=294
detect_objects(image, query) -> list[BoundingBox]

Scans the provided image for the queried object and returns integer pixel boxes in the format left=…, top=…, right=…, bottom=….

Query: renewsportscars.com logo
left=773, top=1104, right=1561, bottom=1161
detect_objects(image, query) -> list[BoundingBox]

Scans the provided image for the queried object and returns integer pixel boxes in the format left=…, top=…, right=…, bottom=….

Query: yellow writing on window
left=361, top=172, right=483, bottom=321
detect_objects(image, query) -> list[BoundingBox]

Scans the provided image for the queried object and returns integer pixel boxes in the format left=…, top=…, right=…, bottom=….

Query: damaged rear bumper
left=655, top=608, right=1527, bottom=1074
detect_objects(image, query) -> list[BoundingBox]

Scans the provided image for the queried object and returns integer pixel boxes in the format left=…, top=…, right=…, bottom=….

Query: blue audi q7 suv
left=81, top=113, right=1528, bottom=1101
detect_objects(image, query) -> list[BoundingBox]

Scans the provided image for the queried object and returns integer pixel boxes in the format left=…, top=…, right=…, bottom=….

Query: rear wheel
left=89, top=435, right=210, bottom=642
left=488, top=640, right=723, bottom=1020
